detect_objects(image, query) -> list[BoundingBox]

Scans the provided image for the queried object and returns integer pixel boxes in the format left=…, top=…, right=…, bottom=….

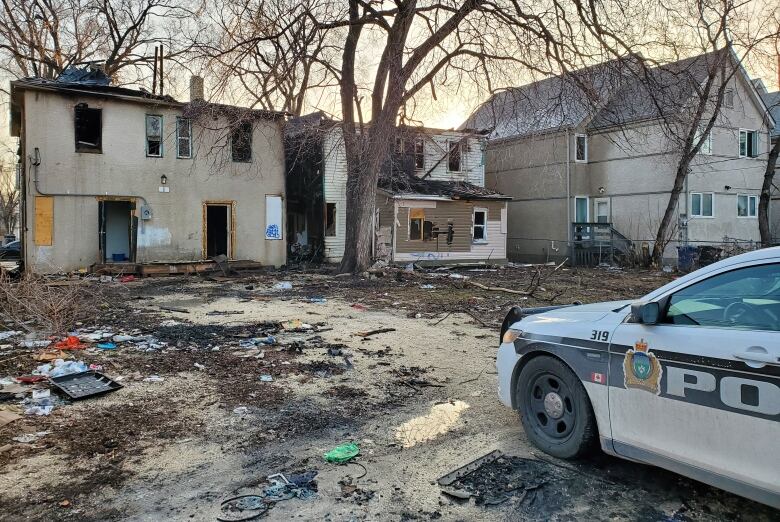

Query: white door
left=608, top=261, right=780, bottom=504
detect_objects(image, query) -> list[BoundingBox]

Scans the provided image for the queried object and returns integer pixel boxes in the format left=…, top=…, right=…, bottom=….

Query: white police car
left=497, top=247, right=780, bottom=508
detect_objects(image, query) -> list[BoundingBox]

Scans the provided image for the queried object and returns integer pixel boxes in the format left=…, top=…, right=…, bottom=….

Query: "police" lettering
left=665, top=366, right=780, bottom=416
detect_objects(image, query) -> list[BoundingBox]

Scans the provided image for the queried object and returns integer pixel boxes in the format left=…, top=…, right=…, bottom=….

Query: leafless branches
left=0, top=163, right=18, bottom=236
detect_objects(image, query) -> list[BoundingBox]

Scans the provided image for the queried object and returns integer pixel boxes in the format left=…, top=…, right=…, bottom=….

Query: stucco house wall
left=17, top=87, right=286, bottom=273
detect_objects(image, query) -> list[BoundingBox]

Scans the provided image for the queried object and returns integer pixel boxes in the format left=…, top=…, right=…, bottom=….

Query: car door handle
left=734, top=352, right=780, bottom=365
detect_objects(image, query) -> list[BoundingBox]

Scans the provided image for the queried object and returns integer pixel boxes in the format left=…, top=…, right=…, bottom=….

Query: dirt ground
left=0, top=264, right=777, bottom=521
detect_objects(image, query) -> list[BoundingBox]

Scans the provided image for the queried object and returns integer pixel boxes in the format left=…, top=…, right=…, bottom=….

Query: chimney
left=190, top=75, right=204, bottom=101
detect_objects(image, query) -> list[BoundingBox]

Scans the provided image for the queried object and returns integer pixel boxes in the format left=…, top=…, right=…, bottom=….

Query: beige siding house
left=11, top=69, right=287, bottom=273
left=286, top=115, right=508, bottom=264
left=465, top=52, right=776, bottom=264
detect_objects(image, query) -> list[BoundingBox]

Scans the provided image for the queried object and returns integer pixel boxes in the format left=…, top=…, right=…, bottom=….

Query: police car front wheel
left=516, top=356, right=597, bottom=459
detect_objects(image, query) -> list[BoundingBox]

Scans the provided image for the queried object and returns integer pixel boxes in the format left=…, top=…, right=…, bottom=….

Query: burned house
left=10, top=68, right=287, bottom=274
left=286, top=114, right=509, bottom=264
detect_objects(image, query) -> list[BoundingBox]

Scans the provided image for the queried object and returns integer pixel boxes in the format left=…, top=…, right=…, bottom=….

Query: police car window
left=664, top=263, right=780, bottom=331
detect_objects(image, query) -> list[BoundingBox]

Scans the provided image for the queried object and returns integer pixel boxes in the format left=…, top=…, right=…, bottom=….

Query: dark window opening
left=739, top=130, right=758, bottom=158
left=575, top=135, right=587, bottom=162
left=75, top=105, right=102, bottom=152
left=325, top=203, right=336, bottom=237
left=206, top=205, right=229, bottom=258
left=414, top=137, right=425, bottom=170
left=146, top=115, right=162, bottom=157
left=394, top=137, right=404, bottom=154
left=409, top=208, right=424, bottom=240
left=724, top=89, right=734, bottom=108
left=423, top=220, right=434, bottom=241
left=448, top=140, right=462, bottom=172
left=473, top=209, right=487, bottom=241
left=231, top=122, right=252, bottom=162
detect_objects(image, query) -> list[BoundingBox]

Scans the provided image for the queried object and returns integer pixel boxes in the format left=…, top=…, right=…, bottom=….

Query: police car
left=497, top=247, right=780, bottom=508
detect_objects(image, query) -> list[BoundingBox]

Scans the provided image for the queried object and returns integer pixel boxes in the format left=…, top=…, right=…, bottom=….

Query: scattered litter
left=217, top=472, right=318, bottom=521
left=0, top=331, right=21, bottom=341
left=12, top=431, right=50, bottom=443
left=97, top=342, right=117, bottom=350
left=327, top=346, right=343, bottom=356
left=194, top=362, right=205, bottom=370
left=143, top=375, right=164, bottom=383
left=15, top=375, right=47, bottom=384
left=233, top=406, right=249, bottom=415
left=159, top=320, right=180, bottom=327
left=119, top=275, right=136, bottom=283
left=32, top=389, right=50, bottom=400
left=112, top=335, right=135, bottom=342
left=206, top=310, right=245, bottom=316
left=350, top=303, right=367, bottom=311
left=50, top=371, right=123, bottom=400
left=420, top=284, right=435, bottom=289
left=259, top=374, right=273, bottom=382
left=324, top=442, right=360, bottom=463
left=273, top=281, right=293, bottom=290
left=308, top=297, right=327, bottom=304
left=663, top=265, right=673, bottom=273
left=281, top=320, right=312, bottom=331
left=21, top=340, right=52, bottom=348
left=34, top=359, right=88, bottom=378
left=54, top=336, right=87, bottom=350
left=24, top=404, right=54, bottom=416
left=0, top=410, right=22, bottom=427
left=33, top=350, right=70, bottom=362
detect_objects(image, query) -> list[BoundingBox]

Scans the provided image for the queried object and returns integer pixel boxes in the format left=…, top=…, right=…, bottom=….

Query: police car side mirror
left=630, top=302, right=660, bottom=324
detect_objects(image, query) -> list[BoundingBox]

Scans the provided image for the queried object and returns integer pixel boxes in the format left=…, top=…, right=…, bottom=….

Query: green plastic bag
left=324, top=442, right=360, bottom=463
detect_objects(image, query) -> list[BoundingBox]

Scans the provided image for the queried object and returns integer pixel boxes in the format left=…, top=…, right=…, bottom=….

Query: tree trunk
left=651, top=161, right=689, bottom=265
left=759, top=137, right=780, bottom=247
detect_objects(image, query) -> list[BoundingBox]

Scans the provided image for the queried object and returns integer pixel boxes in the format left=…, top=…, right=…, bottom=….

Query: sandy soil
left=0, top=266, right=777, bottom=521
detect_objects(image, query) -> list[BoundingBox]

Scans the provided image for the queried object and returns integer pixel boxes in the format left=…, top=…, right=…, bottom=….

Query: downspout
left=566, top=129, right=572, bottom=261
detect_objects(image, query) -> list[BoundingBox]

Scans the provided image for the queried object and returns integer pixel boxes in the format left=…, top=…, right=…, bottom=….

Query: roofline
left=379, top=189, right=511, bottom=201
left=10, top=79, right=287, bottom=120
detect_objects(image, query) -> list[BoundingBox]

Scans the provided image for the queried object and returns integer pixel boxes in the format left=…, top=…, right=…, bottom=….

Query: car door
left=608, top=261, right=780, bottom=506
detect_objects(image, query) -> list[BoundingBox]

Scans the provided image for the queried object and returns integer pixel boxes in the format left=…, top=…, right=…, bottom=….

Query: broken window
left=74, top=104, right=102, bottom=152
left=409, top=208, right=424, bottom=240
left=448, top=140, right=463, bottom=172
left=325, top=203, right=336, bottom=237
left=394, top=137, right=404, bottom=154
left=231, top=122, right=252, bottom=162
left=473, top=209, right=487, bottom=241
left=414, top=137, right=425, bottom=170
left=177, top=117, right=192, bottom=158
left=146, top=115, right=163, bottom=157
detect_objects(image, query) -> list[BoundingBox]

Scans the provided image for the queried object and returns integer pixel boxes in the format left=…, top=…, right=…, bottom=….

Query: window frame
left=737, top=194, right=757, bottom=218
left=574, top=196, right=589, bottom=222
left=74, top=105, right=102, bottom=153
left=738, top=128, right=758, bottom=158
left=574, top=134, right=588, bottom=163
left=324, top=203, right=337, bottom=237
left=695, top=127, right=713, bottom=155
left=176, top=117, right=192, bottom=159
left=690, top=192, right=714, bottom=218
left=231, top=121, right=253, bottom=163
left=414, top=137, right=425, bottom=170
left=145, top=114, right=163, bottom=158
left=473, top=207, right=488, bottom=243
left=408, top=208, right=425, bottom=240
left=723, top=88, right=734, bottom=109
left=447, top=139, right=463, bottom=172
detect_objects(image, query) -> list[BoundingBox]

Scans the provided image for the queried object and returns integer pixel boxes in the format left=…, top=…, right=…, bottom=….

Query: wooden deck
left=89, top=259, right=265, bottom=276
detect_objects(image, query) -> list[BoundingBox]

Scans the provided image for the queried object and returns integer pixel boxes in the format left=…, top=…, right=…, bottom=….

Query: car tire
left=515, top=355, right=597, bottom=459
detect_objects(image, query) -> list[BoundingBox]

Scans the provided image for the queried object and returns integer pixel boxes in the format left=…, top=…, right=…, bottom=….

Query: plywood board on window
left=34, top=196, right=53, bottom=246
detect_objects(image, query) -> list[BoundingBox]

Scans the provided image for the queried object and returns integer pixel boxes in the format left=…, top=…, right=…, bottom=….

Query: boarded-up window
left=265, top=195, right=283, bottom=240
left=409, top=208, right=424, bottom=240
left=34, top=196, right=53, bottom=246
left=325, top=203, right=336, bottom=236
left=74, top=105, right=101, bottom=152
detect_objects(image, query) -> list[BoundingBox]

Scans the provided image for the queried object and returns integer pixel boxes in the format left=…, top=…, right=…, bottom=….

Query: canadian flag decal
left=590, top=372, right=605, bottom=385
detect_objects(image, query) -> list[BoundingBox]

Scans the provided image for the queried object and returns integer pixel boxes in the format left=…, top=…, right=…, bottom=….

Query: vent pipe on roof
left=190, top=75, right=204, bottom=101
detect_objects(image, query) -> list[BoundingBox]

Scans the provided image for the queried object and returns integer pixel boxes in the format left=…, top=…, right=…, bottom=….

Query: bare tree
left=0, top=0, right=198, bottom=88
left=201, top=0, right=338, bottom=115
left=759, top=134, right=779, bottom=247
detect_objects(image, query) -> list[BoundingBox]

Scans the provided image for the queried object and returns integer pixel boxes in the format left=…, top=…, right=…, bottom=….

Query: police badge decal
left=624, top=339, right=662, bottom=394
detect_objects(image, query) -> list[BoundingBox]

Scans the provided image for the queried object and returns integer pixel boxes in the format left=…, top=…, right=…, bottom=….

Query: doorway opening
left=204, top=203, right=232, bottom=258
left=99, top=200, right=136, bottom=263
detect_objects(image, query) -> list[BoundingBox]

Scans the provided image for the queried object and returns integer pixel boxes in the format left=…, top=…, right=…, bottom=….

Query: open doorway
left=204, top=203, right=232, bottom=259
left=99, top=200, right=136, bottom=263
